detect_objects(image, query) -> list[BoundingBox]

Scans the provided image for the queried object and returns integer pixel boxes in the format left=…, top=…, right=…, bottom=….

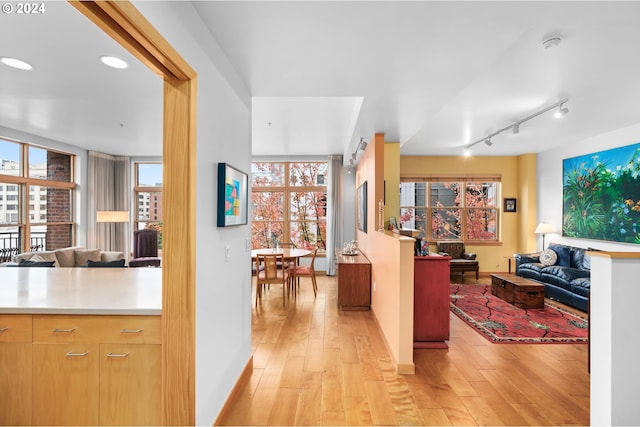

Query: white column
left=590, top=251, right=640, bottom=426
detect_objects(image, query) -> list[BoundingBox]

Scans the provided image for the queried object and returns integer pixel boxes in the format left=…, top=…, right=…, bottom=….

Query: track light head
left=512, top=123, right=520, bottom=135
left=484, top=139, right=493, bottom=147
left=358, top=139, right=368, bottom=151
left=464, top=148, right=472, bottom=157
left=554, top=103, right=569, bottom=118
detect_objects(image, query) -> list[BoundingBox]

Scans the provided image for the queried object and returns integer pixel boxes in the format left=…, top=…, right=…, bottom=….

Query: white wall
left=537, top=122, right=640, bottom=253
left=132, top=2, right=252, bottom=425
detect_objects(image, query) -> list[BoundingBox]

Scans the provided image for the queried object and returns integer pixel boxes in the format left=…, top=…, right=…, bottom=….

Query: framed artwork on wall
left=217, top=162, right=248, bottom=227
left=563, top=142, right=640, bottom=243
left=357, top=181, right=368, bottom=233
left=504, top=198, right=517, bottom=213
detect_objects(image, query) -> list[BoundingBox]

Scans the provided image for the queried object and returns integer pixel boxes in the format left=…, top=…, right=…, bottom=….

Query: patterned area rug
left=450, top=284, right=589, bottom=344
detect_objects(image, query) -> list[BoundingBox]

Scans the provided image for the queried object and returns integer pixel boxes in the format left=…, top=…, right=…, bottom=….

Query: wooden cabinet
left=1, top=314, right=160, bottom=426
left=0, top=315, right=32, bottom=426
left=413, top=256, right=451, bottom=348
left=336, top=251, right=371, bottom=310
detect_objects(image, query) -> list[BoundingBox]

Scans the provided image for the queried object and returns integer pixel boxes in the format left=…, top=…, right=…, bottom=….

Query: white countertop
left=0, top=267, right=162, bottom=315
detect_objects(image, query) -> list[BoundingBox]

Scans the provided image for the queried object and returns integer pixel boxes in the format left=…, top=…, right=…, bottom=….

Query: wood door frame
left=69, top=1, right=196, bottom=425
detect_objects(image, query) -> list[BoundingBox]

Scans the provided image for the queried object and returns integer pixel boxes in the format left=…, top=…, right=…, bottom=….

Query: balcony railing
left=0, top=231, right=46, bottom=263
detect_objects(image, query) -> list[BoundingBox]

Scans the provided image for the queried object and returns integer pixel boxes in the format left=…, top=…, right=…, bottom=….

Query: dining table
left=251, top=248, right=312, bottom=301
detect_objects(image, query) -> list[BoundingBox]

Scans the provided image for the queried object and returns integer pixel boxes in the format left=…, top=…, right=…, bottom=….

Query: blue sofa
left=514, top=243, right=591, bottom=312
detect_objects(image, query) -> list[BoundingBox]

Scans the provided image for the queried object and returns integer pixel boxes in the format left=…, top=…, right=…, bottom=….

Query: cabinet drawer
left=33, top=315, right=161, bottom=344
left=0, top=314, right=32, bottom=343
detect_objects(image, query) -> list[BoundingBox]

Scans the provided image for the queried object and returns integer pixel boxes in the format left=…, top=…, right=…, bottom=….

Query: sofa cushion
left=55, top=247, right=78, bottom=267
left=571, top=277, right=591, bottom=298
left=541, top=266, right=590, bottom=290
left=14, top=259, right=56, bottom=267
left=74, top=249, right=102, bottom=267
left=517, top=262, right=544, bottom=281
left=101, top=251, right=125, bottom=263
left=87, top=259, right=126, bottom=268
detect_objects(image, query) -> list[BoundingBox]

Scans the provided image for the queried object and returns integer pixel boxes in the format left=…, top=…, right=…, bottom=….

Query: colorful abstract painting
left=217, top=163, right=248, bottom=227
left=563, top=142, right=640, bottom=243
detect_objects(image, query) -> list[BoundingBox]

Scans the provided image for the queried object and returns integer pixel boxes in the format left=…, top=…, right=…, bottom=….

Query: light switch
left=225, top=244, right=230, bottom=262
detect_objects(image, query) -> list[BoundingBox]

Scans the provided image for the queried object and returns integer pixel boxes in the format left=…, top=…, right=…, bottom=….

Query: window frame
left=133, top=162, right=163, bottom=250
left=251, top=161, right=328, bottom=251
left=400, top=175, right=501, bottom=244
left=0, top=137, right=76, bottom=253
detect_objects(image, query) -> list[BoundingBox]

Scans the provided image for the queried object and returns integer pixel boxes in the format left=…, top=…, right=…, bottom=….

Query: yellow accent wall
left=400, top=155, right=536, bottom=275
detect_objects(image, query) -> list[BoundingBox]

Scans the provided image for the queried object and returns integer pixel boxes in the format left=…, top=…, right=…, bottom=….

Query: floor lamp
left=534, top=222, right=554, bottom=250
left=96, top=210, right=129, bottom=252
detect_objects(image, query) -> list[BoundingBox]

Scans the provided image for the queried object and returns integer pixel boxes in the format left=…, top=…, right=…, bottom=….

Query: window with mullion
left=400, top=179, right=499, bottom=242
left=251, top=161, right=327, bottom=250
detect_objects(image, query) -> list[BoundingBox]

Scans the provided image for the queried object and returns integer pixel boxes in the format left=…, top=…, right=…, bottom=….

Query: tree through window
left=251, top=161, right=327, bottom=250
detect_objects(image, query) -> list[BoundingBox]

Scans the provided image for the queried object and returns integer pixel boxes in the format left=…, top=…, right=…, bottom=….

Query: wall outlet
left=225, top=244, right=230, bottom=262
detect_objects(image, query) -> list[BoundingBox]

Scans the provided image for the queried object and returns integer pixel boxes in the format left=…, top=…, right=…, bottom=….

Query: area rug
left=450, top=284, right=589, bottom=344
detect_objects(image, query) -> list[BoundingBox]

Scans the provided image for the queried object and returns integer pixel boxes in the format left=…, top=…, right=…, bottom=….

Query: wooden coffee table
left=490, top=273, right=545, bottom=309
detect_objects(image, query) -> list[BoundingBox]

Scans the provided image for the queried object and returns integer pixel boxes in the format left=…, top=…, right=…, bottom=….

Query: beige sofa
left=7, top=247, right=125, bottom=267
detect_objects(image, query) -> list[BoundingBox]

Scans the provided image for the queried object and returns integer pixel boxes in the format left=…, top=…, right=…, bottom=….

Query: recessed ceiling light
left=0, top=57, right=33, bottom=70
left=100, top=55, right=128, bottom=69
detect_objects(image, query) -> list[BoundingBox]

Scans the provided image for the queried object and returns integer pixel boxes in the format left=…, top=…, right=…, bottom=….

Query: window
left=0, top=138, right=76, bottom=252
left=251, top=161, right=327, bottom=250
left=134, top=162, right=162, bottom=249
left=400, top=176, right=500, bottom=242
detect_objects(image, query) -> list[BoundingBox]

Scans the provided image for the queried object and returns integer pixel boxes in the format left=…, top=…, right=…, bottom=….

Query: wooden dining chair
left=292, top=247, right=318, bottom=297
left=255, top=253, right=290, bottom=307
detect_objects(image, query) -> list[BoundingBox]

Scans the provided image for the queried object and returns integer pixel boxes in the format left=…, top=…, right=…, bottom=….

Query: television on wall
left=562, top=142, right=640, bottom=244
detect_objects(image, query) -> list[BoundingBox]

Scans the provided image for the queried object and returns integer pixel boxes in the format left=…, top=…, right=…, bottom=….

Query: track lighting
left=464, top=99, right=569, bottom=154
left=358, top=137, right=368, bottom=151
left=554, top=103, right=569, bottom=118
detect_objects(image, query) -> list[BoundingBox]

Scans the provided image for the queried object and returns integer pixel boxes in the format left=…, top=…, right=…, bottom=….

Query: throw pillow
left=551, top=245, right=571, bottom=267
left=74, top=249, right=102, bottom=267
left=55, top=247, right=78, bottom=267
left=87, top=259, right=126, bottom=268
left=16, top=259, right=56, bottom=267
left=539, top=248, right=557, bottom=266
left=30, top=252, right=60, bottom=267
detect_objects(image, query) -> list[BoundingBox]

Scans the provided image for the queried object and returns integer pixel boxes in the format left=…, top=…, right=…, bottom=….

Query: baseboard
left=370, top=309, right=416, bottom=375
left=213, top=355, right=253, bottom=426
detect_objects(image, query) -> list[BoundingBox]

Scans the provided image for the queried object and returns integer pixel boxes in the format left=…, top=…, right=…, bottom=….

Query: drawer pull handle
left=0, top=327, right=8, bottom=332
left=53, top=327, right=77, bottom=333
left=120, top=328, right=143, bottom=334
left=66, top=351, right=89, bottom=357
left=107, top=352, right=130, bottom=358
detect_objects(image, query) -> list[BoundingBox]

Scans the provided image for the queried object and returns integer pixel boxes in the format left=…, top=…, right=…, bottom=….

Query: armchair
left=436, top=241, right=479, bottom=283
left=129, top=229, right=161, bottom=268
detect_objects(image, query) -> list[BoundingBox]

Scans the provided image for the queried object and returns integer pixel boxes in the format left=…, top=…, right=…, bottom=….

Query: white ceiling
left=2, top=1, right=640, bottom=163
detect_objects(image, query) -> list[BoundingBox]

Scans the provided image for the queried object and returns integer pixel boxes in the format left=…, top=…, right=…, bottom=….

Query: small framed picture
left=389, top=217, right=399, bottom=230
left=504, top=198, right=517, bottom=213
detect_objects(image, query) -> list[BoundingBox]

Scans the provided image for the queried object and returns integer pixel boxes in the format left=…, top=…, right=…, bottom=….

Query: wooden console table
left=336, top=251, right=371, bottom=310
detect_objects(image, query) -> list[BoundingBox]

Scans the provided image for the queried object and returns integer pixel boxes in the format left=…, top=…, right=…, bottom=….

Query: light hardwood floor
left=218, top=274, right=589, bottom=426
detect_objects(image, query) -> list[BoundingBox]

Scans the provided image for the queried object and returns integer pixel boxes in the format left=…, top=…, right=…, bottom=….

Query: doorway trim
left=70, top=1, right=197, bottom=424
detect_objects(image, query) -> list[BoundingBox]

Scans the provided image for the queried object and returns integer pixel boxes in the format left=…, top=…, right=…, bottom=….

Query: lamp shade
left=97, top=210, right=130, bottom=223
left=534, top=222, right=554, bottom=234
